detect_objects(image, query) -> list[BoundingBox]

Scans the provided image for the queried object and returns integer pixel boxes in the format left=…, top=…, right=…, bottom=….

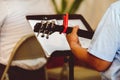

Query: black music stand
left=26, top=14, right=94, bottom=80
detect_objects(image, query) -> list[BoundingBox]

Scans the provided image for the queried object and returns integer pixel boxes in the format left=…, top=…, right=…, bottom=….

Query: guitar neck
left=33, top=23, right=94, bottom=39
left=55, top=25, right=94, bottom=39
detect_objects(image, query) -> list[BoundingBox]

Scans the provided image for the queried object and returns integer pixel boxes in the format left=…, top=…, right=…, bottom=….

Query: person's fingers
left=72, top=25, right=79, bottom=34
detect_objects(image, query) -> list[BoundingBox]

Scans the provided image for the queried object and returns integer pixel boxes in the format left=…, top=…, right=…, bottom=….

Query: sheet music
left=28, top=19, right=91, bottom=57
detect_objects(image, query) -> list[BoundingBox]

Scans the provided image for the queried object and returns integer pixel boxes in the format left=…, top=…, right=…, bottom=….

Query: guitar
left=34, top=21, right=94, bottom=39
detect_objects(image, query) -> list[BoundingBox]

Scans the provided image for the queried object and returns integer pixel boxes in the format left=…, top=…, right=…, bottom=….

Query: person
left=66, top=0, right=120, bottom=80
left=0, top=0, right=54, bottom=80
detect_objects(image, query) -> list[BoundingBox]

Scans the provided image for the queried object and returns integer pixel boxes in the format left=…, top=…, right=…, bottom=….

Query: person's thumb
left=72, top=25, right=79, bottom=34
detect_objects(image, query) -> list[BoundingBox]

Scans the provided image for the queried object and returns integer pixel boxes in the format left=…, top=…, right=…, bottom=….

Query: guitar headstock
left=34, top=20, right=63, bottom=39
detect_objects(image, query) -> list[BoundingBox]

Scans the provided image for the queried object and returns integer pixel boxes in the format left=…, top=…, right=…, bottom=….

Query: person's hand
left=66, top=25, right=81, bottom=48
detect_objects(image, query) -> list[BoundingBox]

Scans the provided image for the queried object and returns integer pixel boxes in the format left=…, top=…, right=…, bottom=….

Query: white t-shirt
left=88, top=0, right=120, bottom=80
left=0, top=0, right=55, bottom=70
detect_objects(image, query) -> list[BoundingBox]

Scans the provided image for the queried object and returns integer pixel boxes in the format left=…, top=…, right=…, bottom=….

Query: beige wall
left=77, top=0, right=116, bottom=30
left=51, top=0, right=116, bottom=30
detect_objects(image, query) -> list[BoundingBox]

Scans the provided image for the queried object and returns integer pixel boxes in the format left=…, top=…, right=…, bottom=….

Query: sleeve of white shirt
left=88, top=3, right=120, bottom=62
left=0, top=1, right=7, bottom=30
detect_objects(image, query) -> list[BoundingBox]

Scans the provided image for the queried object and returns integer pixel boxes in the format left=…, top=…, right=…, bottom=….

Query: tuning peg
left=46, top=34, right=49, bottom=39
left=36, top=21, right=44, bottom=37
left=46, top=31, right=53, bottom=39
left=41, top=33, right=45, bottom=37
left=46, top=32, right=50, bottom=39
left=37, top=30, right=41, bottom=37
left=41, top=31, right=45, bottom=37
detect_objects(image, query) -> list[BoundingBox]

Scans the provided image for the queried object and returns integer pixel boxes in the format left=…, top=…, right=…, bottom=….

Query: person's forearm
left=69, top=43, right=111, bottom=71
left=70, top=43, right=93, bottom=68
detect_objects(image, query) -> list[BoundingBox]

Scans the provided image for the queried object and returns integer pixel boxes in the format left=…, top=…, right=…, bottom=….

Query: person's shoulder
left=110, top=0, right=120, bottom=9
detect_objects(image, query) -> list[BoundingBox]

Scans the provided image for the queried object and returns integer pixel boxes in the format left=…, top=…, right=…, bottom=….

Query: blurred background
left=42, top=0, right=115, bottom=30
